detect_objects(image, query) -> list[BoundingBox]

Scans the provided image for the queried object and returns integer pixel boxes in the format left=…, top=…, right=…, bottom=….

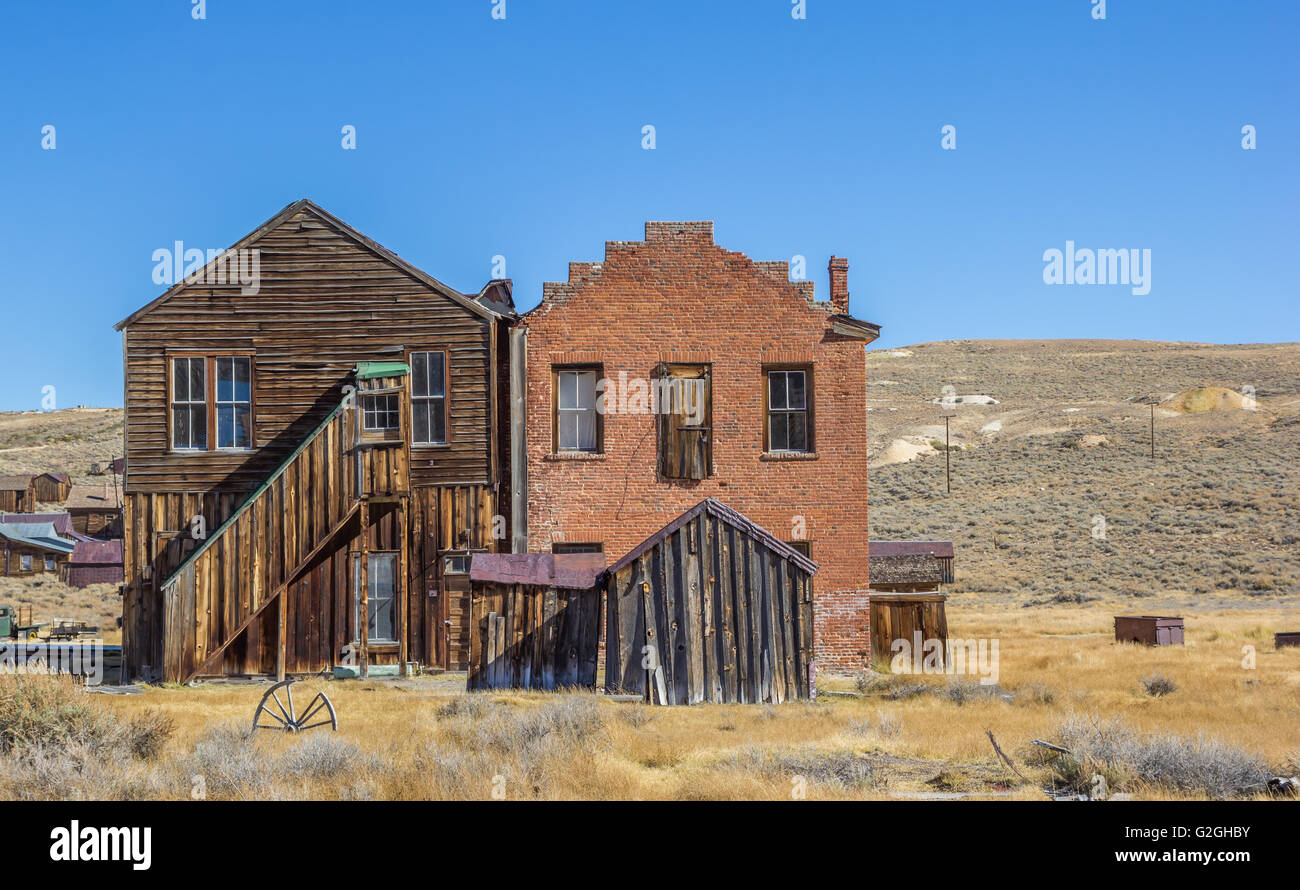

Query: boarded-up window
left=171, top=357, right=207, bottom=450
left=411, top=351, right=448, bottom=445
left=553, top=542, right=604, bottom=554
left=555, top=367, right=599, bottom=452
left=765, top=367, right=812, bottom=453
left=657, top=364, right=711, bottom=479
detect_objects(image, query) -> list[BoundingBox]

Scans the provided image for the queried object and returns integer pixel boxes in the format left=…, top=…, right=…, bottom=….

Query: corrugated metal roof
left=0, top=512, right=83, bottom=539
left=607, top=498, right=819, bottom=576
left=868, top=541, right=954, bottom=559
left=470, top=552, right=606, bottom=589
left=355, top=361, right=411, bottom=379
left=70, top=539, right=123, bottom=565
left=0, top=521, right=76, bottom=554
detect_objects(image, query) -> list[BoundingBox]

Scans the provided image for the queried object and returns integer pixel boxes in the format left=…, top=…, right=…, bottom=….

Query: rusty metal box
left=1115, top=615, right=1184, bottom=646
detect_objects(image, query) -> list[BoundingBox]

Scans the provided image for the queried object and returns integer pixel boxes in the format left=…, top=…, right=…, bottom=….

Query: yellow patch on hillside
left=1164, top=387, right=1245, bottom=413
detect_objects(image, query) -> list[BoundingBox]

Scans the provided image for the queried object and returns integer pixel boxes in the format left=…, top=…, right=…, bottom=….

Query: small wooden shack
left=0, top=476, right=37, bottom=513
left=467, top=552, right=605, bottom=691
left=65, top=539, right=125, bottom=588
left=32, top=472, right=72, bottom=504
left=63, top=484, right=123, bottom=538
left=605, top=498, right=817, bottom=705
left=868, top=541, right=954, bottom=668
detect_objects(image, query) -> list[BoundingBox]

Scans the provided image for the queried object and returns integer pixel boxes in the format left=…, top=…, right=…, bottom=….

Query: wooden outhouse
left=868, top=541, right=954, bottom=667
left=466, top=552, right=605, bottom=691
left=605, top=498, right=818, bottom=705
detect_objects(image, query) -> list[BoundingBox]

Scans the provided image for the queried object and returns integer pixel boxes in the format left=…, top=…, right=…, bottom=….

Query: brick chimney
left=828, top=256, right=849, bottom=314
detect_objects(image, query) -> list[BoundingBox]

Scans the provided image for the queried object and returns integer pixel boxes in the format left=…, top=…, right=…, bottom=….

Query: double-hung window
left=555, top=367, right=599, bottom=452
left=214, top=357, right=252, bottom=448
left=411, top=351, right=448, bottom=445
left=766, top=368, right=812, bottom=453
left=171, top=355, right=254, bottom=451
left=171, top=356, right=208, bottom=450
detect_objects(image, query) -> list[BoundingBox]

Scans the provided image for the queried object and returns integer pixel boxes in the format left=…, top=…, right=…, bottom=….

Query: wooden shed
left=467, top=552, right=604, bottom=691
left=868, top=541, right=954, bottom=667
left=0, top=476, right=37, bottom=513
left=32, top=472, right=72, bottom=504
left=65, top=539, right=125, bottom=588
left=63, top=484, right=123, bottom=538
left=605, top=498, right=817, bottom=705
left=868, top=541, right=954, bottom=592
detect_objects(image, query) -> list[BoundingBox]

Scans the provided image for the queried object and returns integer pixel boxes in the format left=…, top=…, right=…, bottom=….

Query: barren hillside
left=866, top=340, right=1300, bottom=605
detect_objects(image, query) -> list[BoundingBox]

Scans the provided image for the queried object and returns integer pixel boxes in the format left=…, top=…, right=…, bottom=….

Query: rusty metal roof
left=868, top=541, right=954, bottom=559
left=470, top=552, right=606, bottom=589
left=607, top=498, right=819, bottom=576
left=70, top=539, right=123, bottom=565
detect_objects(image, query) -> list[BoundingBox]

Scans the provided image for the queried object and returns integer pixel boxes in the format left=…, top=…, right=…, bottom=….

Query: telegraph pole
left=944, top=414, right=953, bottom=493
left=1150, top=404, right=1155, bottom=459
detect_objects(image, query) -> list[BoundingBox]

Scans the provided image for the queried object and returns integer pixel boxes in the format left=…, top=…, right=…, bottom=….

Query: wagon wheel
left=252, top=679, right=338, bottom=733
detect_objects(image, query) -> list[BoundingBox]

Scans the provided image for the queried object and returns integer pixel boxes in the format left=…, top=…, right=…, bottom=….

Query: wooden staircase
left=159, top=383, right=410, bottom=684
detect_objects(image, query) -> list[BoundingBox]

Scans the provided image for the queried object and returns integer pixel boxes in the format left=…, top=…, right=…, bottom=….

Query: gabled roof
left=115, top=199, right=508, bottom=331
left=0, top=521, right=76, bottom=555
left=470, top=552, right=606, bottom=589
left=64, top=484, right=120, bottom=511
left=38, top=472, right=71, bottom=484
left=0, top=475, right=35, bottom=491
left=608, top=498, right=819, bottom=576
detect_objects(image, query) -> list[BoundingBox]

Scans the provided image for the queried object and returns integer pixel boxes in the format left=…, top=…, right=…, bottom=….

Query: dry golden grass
left=0, top=595, right=1289, bottom=802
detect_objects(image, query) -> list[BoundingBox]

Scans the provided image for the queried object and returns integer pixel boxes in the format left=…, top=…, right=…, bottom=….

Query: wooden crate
left=1114, top=615, right=1184, bottom=646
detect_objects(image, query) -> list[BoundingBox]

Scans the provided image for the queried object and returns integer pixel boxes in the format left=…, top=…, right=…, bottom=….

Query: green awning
left=355, top=361, right=410, bottom=380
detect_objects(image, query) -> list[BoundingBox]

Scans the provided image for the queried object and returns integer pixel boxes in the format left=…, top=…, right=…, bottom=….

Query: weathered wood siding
left=869, top=594, right=948, bottom=669
left=1, top=546, right=68, bottom=577
left=32, top=476, right=70, bottom=503
left=121, top=206, right=494, bottom=494
left=0, top=486, right=36, bottom=514
left=606, top=510, right=815, bottom=704
left=468, top=582, right=600, bottom=690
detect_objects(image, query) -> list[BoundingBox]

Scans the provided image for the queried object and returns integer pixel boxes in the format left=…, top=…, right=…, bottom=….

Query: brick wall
left=518, top=222, right=876, bottom=674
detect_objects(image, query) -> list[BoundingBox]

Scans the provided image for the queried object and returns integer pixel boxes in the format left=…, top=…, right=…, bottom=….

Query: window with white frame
left=555, top=367, right=599, bottom=452
left=215, top=356, right=252, bottom=448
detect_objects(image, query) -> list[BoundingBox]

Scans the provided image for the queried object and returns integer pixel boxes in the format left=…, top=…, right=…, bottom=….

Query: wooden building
left=868, top=541, right=954, bottom=667
left=33, top=472, right=72, bottom=504
left=605, top=498, right=817, bottom=705
left=65, top=539, right=125, bottom=588
left=0, top=475, right=37, bottom=513
left=466, top=552, right=605, bottom=691
left=114, top=200, right=515, bottom=682
left=0, top=521, right=75, bottom=577
left=63, top=484, right=123, bottom=538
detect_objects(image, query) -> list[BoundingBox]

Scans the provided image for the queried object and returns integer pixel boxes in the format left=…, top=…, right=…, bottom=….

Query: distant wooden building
left=0, top=521, right=75, bottom=577
left=467, top=552, right=605, bottom=691
left=868, top=541, right=954, bottom=668
left=65, top=539, right=125, bottom=588
left=63, top=484, right=123, bottom=538
left=605, top=498, right=817, bottom=705
left=0, top=512, right=85, bottom=541
left=0, top=475, right=37, bottom=513
left=32, top=472, right=72, bottom=504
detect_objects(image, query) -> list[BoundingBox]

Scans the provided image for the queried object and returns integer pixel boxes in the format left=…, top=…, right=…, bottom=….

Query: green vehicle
left=0, top=605, right=49, bottom=640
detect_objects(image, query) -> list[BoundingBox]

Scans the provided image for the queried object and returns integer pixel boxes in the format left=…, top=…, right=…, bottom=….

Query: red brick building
left=513, top=221, right=880, bottom=673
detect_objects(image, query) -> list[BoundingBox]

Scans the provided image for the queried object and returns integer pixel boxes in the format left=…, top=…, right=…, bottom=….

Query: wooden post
left=359, top=499, right=369, bottom=679
left=1150, top=404, right=1155, bottom=459
left=275, top=589, right=286, bottom=682
left=398, top=496, right=409, bottom=677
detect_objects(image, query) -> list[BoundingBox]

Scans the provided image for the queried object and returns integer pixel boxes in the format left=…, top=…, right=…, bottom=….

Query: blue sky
left=0, top=0, right=1295, bottom=410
